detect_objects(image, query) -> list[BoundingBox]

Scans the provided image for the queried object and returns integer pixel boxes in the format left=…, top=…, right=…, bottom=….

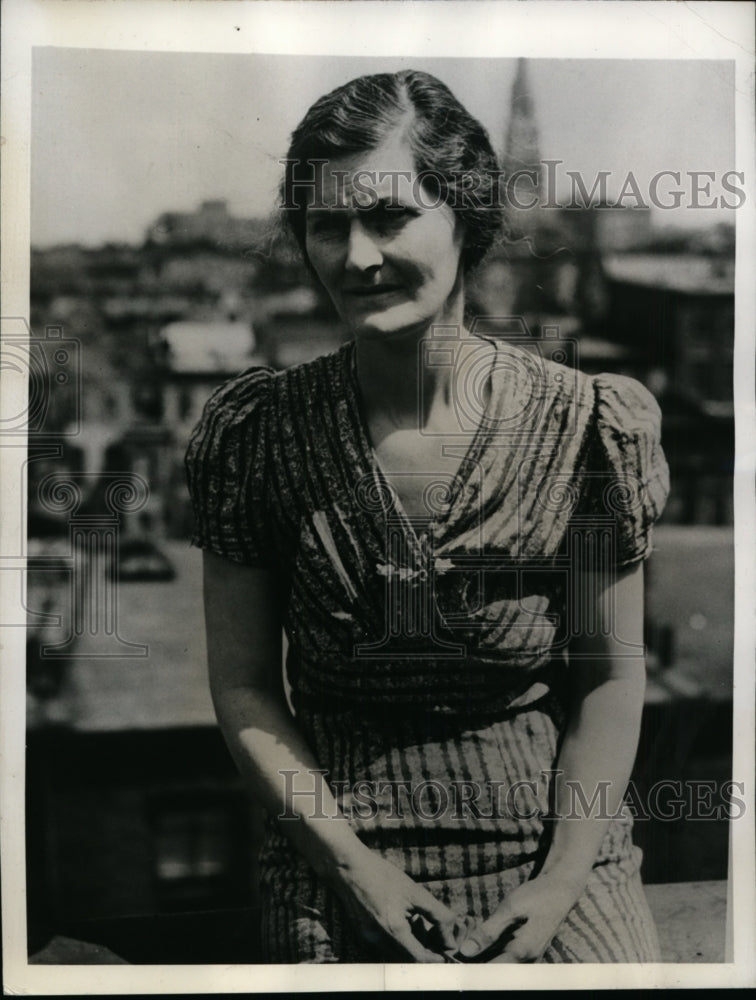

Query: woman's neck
left=354, top=299, right=473, bottom=434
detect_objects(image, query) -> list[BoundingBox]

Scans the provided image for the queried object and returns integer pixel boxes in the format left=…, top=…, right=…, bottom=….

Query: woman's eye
left=307, top=216, right=345, bottom=238
left=369, top=206, right=413, bottom=230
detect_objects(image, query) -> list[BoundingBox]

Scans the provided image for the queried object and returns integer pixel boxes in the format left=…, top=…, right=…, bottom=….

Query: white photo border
left=2, top=0, right=755, bottom=992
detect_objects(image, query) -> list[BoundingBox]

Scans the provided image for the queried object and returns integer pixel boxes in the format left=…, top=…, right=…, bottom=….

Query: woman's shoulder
left=186, top=342, right=354, bottom=471
left=591, top=371, right=663, bottom=437
left=198, top=363, right=277, bottom=428
left=588, top=372, right=670, bottom=546
left=185, top=365, right=278, bottom=486
left=190, top=340, right=346, bottom=424
left=279, top=339, right=354, bottom=392
left=487, top=336, right=595, bottom=418
left=485, top=340, right=664, bottom=439
left=184, top=364, right=278, bottom=566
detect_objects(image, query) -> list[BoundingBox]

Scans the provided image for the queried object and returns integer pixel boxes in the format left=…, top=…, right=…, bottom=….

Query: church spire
left=503, top=58, right=542, bottom=198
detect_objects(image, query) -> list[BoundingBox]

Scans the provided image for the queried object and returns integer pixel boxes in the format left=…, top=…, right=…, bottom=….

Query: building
left=150, top=319, right=268, bottom=538
left=157, top=319, right=262, bottom=437
left=594, top=206, right=653, bottom=253
left=603, top=254, right=734, bottom=411
left=481, top=62, right=653, bottom=337
left=146, top=200, right=266, bottom=252
left=25, top=543, right=264, bottom=961
left=477, top=61, right=735, bottom=526
left=603, top=253, right=734, bottom=524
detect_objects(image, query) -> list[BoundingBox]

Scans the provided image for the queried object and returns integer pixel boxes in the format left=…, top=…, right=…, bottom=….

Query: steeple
left=503, top=58, right=542, bottom=199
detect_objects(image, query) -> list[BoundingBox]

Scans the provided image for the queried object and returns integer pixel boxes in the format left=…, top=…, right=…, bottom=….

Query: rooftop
left=604, top=254, right=735, bottom=296
left=160, top=320, right=259, bottom=375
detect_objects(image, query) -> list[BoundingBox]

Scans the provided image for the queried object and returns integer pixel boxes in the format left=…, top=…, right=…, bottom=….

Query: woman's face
left=304, top=131, right=465, bottom=341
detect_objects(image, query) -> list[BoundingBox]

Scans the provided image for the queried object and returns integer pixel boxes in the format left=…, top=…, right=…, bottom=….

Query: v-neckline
left=341, top=337, right=499, bottom=557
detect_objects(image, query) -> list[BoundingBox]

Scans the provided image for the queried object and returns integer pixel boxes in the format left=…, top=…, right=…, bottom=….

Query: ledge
left=645, top=879, right=727, bottom=963
left=30, top=880, right=728, bottom=965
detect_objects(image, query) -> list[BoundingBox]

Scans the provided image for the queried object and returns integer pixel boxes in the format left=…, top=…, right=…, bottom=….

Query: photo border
left=2, top=0, right=754, bottom=992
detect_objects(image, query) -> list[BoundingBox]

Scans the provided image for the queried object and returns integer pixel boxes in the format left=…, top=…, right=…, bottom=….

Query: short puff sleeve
left=586, top=373, right=670, bottom=569
left=184, top=367, right=275, bottom=567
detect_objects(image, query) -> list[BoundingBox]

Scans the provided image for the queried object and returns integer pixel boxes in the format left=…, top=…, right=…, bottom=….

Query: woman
left=186, top=70, right=669, bottom=963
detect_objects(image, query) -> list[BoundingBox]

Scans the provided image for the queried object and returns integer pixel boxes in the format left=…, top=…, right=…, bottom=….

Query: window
left=149, top=790, right=251, bottom=911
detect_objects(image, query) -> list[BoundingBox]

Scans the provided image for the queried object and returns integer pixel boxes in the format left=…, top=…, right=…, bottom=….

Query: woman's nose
left=345, top=219, right=382, bottom=271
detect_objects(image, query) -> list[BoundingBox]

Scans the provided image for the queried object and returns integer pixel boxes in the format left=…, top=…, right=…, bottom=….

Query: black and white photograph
left=2, top=0, right=754, bottom=992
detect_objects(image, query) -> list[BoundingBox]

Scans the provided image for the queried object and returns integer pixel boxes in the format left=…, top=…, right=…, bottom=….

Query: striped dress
left=185, top=337, right=670, bottom=963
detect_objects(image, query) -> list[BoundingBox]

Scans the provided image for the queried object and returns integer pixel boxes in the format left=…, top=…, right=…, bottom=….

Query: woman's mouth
left=345, top=284, right=404, bottom=299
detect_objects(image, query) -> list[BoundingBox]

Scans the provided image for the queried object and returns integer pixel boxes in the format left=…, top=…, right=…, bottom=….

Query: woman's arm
left=458, top=561, right=648, bottom=962
left=540, top=560, right=647, bottom=886
left=202, top=550, right=461, bottom=961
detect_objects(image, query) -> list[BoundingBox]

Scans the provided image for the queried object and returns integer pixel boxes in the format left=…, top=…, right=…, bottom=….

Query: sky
left=31, top=49, right=738, bottom=247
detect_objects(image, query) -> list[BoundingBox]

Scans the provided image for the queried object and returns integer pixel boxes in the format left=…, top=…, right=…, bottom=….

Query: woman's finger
left=458, top=926, right=494, bottom=958
left=458, top=903, right=517, bottom=958
left=394, top=926, right=447, bottom=963
left=499, top=939, right=538, bottom=963
left=411, top=897, right=463, bottom=952
left=488, top=925, right=542, bottom=964
left=452, top=913, right=479, bottom=952
left=408, top=911, right=458, bottom=954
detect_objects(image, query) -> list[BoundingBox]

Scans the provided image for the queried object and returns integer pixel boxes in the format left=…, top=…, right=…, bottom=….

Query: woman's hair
left=280, top=69, right=503, bottom=272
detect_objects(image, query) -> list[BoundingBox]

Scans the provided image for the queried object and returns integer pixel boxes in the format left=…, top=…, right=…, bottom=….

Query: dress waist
left=287, top=649, right=567, bottom=722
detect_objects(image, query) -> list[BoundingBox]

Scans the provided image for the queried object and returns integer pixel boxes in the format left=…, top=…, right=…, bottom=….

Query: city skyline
left=32, top=50, right=738, bottom=248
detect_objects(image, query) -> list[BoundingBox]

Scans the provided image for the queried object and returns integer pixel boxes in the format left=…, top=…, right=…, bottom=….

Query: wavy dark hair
left=280, top=70, right=504, bottom=272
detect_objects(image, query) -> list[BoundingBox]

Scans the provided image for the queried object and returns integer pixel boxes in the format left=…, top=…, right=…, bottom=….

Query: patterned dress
left=185, top=337, right=670, bottom=963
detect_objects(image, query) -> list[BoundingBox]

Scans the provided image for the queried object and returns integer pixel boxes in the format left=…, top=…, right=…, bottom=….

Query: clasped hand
left=453, top=874, right=581, bottom=963
left=338, top=850, right=579, bottom=963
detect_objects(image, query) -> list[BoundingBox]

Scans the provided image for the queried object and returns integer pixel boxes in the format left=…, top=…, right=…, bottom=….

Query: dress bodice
left=186, top=338, right=669, bottom=717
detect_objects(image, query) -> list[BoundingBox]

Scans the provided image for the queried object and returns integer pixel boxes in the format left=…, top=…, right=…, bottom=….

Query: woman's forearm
left=215, top=683, right=464, bottom=962
left=200, top=560, right=462, bottom=961
left=214, top=684, right=370, bottom=884
left=538, top=669, right=646, bottom=895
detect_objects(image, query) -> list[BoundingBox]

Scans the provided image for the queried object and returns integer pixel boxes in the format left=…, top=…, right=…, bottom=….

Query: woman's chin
left=348, top=307, right=441, bottom=343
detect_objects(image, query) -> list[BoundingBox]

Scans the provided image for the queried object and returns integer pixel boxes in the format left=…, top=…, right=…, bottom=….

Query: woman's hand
left=456, top=874, right=582, bottom=963
left=333, top=846, right=468, bottom=962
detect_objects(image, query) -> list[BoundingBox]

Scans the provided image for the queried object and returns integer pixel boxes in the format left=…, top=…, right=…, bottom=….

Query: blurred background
left=25, top=51, right=734, bottom=963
